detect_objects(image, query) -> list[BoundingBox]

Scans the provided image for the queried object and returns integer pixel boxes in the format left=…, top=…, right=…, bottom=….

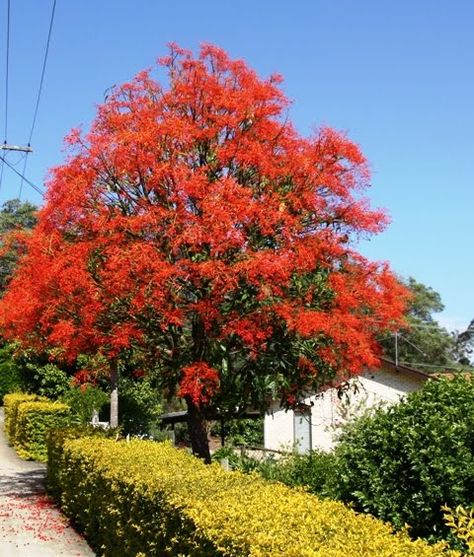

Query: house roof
left=378, top=357, right=433, bottom=382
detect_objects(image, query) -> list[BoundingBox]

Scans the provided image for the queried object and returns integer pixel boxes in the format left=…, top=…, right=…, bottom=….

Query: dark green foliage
left=257, top=451, right=338, bottom=497
left=4, top=345, right=72, bottom=399
left=118, top=377, right=162, bottom=435
left=334, top=376, right=474, bottom=541
left=23, top=362, right=71, bottom=399
left=61, top=385, right=109, bottom=424
left=0, top=344, right=23, bottom=401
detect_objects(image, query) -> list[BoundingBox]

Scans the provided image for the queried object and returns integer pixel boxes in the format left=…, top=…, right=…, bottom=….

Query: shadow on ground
left=0, top=469, right=46, bottom=498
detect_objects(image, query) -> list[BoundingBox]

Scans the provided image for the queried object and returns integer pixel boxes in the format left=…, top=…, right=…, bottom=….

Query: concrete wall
left=264, top=366, right=426, bottom=453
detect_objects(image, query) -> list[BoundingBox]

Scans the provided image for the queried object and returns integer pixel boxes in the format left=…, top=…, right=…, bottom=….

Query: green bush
left=257, top=450, right=338, bottom=497
left=3, top=392, right=48, bottom=443
left=47, top=436, right=456, bottom=557
left=118, top=377, right=162, bottom=435
left=0, top=345, right=23, bottom=402
left=14, top=401, right=71, bottom=461
left=334, top=376, right=474, bottom=541
left=61, top=384, right=109, bottom=424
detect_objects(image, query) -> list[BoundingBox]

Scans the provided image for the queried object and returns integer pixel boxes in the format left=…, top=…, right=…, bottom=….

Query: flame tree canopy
left=0, top=45, right=408, bottom=461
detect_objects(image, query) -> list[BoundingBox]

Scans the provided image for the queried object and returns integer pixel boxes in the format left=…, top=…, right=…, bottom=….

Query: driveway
left=0, top=408, right=95, bottom=556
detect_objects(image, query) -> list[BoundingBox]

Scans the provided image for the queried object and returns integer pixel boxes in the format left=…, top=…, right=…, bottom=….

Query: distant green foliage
left=258, top=451, right=338, bottom=497
left=61, top=384, right=109, bottom=425
left=118, top=377, right=162, bottom=435
left=333, top=376, right=474, bottom=541
left=0, top=344, right=23, bottom=401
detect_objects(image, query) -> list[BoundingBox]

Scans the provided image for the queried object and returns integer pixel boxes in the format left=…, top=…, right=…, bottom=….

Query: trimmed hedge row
left=15, top=401, right=71, bottom=461
left=3, top=392, right=48, bottom=442
left=47, top=436, right=458, bottom=557
left=3, top=392, right=71, bottom=461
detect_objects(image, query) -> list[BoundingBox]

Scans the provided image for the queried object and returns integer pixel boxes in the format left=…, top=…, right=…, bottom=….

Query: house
left=264, top=358, right=432, bottom=453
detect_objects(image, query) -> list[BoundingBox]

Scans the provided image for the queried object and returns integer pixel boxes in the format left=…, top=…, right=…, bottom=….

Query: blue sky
left=0, top=0, right=472, bottom=331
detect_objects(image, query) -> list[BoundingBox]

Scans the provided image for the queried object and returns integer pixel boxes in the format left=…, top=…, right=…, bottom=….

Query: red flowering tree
left=0, top=45, right=408, bottom=461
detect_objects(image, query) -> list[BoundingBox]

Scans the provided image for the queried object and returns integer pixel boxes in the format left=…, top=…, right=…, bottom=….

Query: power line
left=0, top=155, right=43, bottom=196
left=20, top=0, right=57, bottom=197
left=3, top=0, right=10, bottom=142
left=0, top=0, right=11, bottom=192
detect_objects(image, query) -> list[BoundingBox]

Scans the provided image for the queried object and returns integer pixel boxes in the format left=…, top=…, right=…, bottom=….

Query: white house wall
left=264, top=367, right=426, bottom=453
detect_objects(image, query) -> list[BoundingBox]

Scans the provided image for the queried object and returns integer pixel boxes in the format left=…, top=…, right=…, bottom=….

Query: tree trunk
left=109, top=359, right=119, bottom=428
left=186, top=398, right=211, bottom=464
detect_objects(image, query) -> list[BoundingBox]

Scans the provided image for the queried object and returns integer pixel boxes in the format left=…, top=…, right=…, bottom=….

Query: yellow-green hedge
left=48, top=437, right=459, bottom=557
left=14, top=401, right=71, bottom=461
left=3, top=392, right=48, bottom=443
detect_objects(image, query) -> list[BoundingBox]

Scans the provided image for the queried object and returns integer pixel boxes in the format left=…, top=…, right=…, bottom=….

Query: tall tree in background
left=454, top=318, right=474, bottom=366
left=379, top=277, right=456, bottom=369
left=0, top=199, right=38, bottom=295
left=0, top=45, right=408, bottom=461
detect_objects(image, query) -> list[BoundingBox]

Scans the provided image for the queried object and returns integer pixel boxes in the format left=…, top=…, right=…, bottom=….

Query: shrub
left=23, top=362, right=71, bottom=399
left=14, top=401, right=71, bottom=461
left=3, top=392, right=48, bottom=443
left=48, top=436, right=457, bottom=557
left=258, top=450, right=338, bottom=496
left=334, top=376, right=474, bottom=541
left=61, top=384, right=109, bottom=425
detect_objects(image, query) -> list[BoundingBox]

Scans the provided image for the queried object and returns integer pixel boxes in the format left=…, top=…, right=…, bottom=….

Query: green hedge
left=14, top=401, right=71, bottom=461
left=47, top=436, right=457, bottom=557
left=3, top=392, right=48, bottom=443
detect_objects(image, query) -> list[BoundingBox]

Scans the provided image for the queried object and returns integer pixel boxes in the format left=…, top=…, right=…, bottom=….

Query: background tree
left=454, top=318, right=474, bottom=366
left=0, top=199, right=37, bottom=295
left=379, top=277, right=456, bottom=369
left=0, top=44, right=408, bottom=461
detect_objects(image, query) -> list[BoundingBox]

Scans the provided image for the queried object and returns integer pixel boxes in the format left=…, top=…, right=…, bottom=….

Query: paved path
left=0, top=408, right=95, bottom=556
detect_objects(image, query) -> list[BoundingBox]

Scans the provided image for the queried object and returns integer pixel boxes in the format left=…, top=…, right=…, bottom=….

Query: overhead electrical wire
left=0, top=154, right=43, bottom=196
left=19, top=0, right=57, bottom=198
left=0, top=0, right=11, bottom=192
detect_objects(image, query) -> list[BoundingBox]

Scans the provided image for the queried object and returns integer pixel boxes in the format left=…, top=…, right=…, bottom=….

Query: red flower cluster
left=178, top=362, right=219, bottom=405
